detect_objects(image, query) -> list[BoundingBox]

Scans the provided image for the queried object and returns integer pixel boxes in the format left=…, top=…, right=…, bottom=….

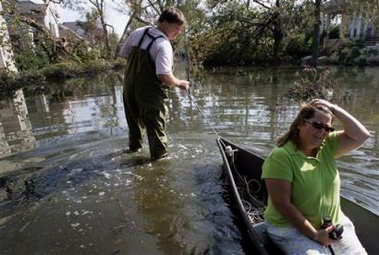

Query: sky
left=55, top=2, right=128, bottom=37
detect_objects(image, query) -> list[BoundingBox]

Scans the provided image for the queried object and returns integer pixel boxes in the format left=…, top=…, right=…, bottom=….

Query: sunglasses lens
left=312, top=122, right=324, bottom=130
left=311, top=121, right=334, bottom=132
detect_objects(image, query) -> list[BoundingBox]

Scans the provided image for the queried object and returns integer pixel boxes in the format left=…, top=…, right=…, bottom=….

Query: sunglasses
left=304, top=119, right=335, bottom=132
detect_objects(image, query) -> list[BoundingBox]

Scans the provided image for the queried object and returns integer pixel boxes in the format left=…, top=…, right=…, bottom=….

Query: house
left=1, top=0, right=60, bottom=71
left=322, top=0, right=379, bottom=52
left=17, top=0, right=60, bottom=38
left=60, top=21, right=104, bottom=45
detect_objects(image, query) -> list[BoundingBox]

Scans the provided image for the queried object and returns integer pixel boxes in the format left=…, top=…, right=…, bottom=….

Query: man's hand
left=157, top=74, right=190, bottom=91
left=177, top=80, right=190, bottom=91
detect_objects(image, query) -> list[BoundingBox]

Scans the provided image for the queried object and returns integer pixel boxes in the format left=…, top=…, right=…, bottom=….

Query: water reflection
left=0, top=65, right=378, bottom=254
left=0, top=89, right=35, bottom=158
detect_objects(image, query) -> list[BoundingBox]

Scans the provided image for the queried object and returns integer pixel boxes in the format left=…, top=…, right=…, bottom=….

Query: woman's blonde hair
left=277, top=101, right=333, bottom=148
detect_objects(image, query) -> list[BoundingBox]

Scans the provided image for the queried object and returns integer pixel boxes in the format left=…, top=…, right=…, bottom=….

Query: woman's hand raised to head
left=309, top=99, right=336, bottom=114
left=308, top=98, right=371, bottom=158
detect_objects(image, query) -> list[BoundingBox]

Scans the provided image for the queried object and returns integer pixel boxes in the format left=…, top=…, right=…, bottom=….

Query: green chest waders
left=123, top=27, right=169, bottom=160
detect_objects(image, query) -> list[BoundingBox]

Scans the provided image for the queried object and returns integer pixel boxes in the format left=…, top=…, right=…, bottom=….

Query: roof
left=61, top=22, right=85, bottom=36
left=18, top=0, right=48, bottom=15
left=59, top=24, right=83, bottom=40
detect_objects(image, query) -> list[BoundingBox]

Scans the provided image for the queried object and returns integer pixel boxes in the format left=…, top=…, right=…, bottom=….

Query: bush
left=285, top=35, right=311, bottom=57
left=328, top=26, right=340, bottom=39
left=0, top=60, right=124, bottom=93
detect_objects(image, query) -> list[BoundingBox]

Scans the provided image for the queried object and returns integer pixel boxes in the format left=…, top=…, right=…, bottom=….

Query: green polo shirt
left=262, top=132, right=341, bottom=229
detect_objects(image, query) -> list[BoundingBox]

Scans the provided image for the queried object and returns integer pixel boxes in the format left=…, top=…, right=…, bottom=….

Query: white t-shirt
left=119, top=26, right=173, bottom=75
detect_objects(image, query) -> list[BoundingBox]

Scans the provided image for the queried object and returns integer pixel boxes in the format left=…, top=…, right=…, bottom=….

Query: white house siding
left=0, top=2, right=17, bottom=72
left=43, top=3, right=60, bottom=38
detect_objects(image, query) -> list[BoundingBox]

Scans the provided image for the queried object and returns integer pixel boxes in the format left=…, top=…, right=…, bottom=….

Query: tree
left=311, top=0, right=322, bottom=67
left=198, top=0, right=306, bottom=65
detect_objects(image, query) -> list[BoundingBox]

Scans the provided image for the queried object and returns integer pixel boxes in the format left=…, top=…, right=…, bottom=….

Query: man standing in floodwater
left=119, top=7, right=190, bottom=161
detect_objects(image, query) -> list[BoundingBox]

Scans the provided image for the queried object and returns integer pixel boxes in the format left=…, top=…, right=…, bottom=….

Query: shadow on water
left=1, top=152, right=145, bottom=204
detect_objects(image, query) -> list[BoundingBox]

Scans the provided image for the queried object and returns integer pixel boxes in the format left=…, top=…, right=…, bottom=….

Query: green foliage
left=0, top=68, right=17, bottom=91
left=367, top=48, right=379, bottom=56
left=285, top=34, right=311, bottom=57
left=14, top=48, right=44, bottom=71
left=14, top=34, right=51, bottom=71
left=75, top=42, right=102, bottom=61
left=108, top=32, right=119, bottom=55
left=0, top=60, right=123, bottom=93
left=191, top=3, right=273, bottom=66
left=328, top=26, right=340, bottom=39
left=334, top=40, right=366, bottom=65
left=41, top=62, right=79, bottom=79
left=189, top=0, right=317, bottom=66
left=350, top=46, right=361, bottom=59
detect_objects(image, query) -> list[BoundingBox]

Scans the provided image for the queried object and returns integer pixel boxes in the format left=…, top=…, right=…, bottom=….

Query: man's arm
left=157, top=74, right=190, bottom=91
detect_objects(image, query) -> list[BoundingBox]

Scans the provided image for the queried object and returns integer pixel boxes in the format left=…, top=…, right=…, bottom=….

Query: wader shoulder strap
left=145, top=32, right=165, bottom=52
left=137, top=27, right=151, bottom=47
left=137, top=27, right=165, bottom=50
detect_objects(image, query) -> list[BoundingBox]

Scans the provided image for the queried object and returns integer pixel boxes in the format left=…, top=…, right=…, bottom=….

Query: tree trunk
left=114, top=12, right=137, bottom=59
left=311, top=0, right=322, bottom=68
left=272, top=0, right=283, bottom=66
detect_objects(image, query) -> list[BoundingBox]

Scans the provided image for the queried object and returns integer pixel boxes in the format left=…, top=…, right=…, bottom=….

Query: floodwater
left=0, top=64, right=378, bottom=254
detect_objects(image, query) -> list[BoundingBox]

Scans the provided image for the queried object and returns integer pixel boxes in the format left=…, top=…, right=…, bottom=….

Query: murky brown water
left=0, top=64, right=378, bottom=254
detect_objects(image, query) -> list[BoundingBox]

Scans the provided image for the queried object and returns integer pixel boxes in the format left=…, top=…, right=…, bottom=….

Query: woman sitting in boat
left=262, top=98, right=370, bottom=254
